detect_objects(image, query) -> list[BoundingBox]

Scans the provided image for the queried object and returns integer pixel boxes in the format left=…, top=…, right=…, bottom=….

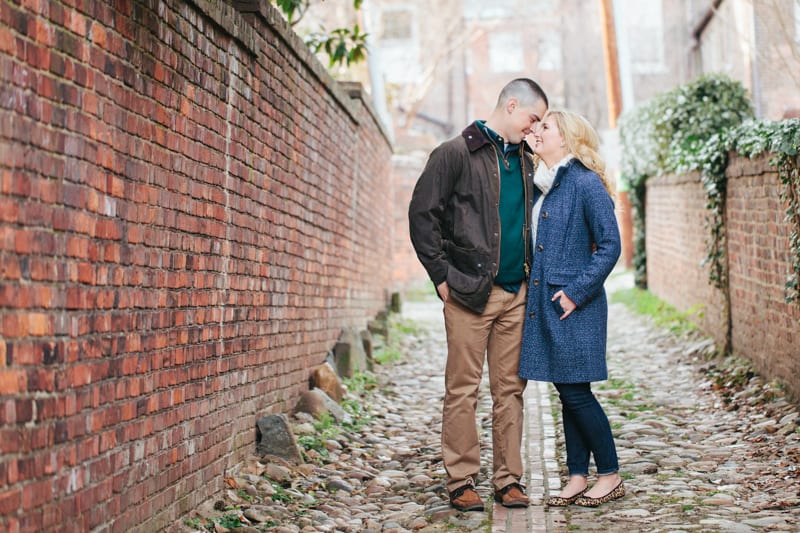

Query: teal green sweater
left=477, top=121, right=526, bottom=288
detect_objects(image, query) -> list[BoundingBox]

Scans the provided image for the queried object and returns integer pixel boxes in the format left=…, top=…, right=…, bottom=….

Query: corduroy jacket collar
left=461, top=121, right=534, bottom=154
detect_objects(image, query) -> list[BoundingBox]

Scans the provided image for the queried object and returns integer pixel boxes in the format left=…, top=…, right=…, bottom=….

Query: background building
left=294, top=0, right=800, bottom=290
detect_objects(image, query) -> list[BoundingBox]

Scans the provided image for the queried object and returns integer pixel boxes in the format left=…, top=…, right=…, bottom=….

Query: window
left=537, top=32, right=562, bottom=71
left=378, top=6, right=420, bottom=83
left=464, top=0, right=515, bottom=19
left=624, top=0, right=665, bottom=72
left=489, top=32, right=525, bottom=72
left=381, top=9, right=413, bottom=41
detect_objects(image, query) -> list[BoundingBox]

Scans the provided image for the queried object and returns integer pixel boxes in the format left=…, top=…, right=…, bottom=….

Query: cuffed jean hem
left=595, top=468, right=619, bottom=476
left=567, top=470, right=590, bottom=477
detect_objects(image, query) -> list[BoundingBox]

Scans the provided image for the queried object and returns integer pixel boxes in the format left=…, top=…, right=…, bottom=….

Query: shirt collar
left=477, top=120, right=520, bottom=155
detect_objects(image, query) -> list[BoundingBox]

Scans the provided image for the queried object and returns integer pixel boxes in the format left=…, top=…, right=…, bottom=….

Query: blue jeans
left=553, top=382, right=619, bottom=477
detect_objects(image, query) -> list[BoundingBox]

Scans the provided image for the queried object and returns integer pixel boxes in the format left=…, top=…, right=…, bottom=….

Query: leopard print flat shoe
left=545, top=488, right=587, bottom=507
left=573, top=480, right=625, bottom=507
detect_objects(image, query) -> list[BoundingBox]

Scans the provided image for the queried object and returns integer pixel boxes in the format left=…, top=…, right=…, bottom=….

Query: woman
left=519, top=110, right=624, bottom=507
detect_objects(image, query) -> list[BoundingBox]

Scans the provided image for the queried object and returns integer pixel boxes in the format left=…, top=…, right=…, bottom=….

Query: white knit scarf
left=531, top=155, right=574, bottom=250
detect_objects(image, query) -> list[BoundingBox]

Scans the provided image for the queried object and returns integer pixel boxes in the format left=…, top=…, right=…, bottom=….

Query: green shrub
left=618, top=74, right=754, bottom=289
left=621, top=70, right=800, bottom=309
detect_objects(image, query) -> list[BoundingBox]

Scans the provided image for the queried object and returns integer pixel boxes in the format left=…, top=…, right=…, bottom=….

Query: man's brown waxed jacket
left=408, top=122, right=536, bottom=314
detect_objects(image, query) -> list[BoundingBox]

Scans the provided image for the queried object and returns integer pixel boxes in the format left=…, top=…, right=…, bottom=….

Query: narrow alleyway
left=177, top=270, right=800, bottom=532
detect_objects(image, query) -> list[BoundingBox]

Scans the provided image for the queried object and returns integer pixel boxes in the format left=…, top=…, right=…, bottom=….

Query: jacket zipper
left=521, top=153, right=531, bottom=277
left=492, top=145, right=502, bottom=276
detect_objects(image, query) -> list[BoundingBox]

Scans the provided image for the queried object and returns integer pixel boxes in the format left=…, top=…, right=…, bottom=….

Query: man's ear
left=506, top=98, right=517, bottom=114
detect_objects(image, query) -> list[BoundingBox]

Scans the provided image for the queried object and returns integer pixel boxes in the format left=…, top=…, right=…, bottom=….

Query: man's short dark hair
left=496, top=78, right=549, bottom=109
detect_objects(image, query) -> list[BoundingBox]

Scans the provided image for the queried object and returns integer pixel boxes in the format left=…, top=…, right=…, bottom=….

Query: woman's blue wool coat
left=518, top=159, right=621, bottom=383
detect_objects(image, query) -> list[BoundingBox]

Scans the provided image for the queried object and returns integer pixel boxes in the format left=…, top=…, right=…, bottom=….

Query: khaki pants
left=441, top=284, right=528, bottom=493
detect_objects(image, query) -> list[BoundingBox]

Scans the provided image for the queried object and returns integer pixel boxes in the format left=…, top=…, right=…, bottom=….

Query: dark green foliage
left=619, top=72, right=800, bottom=310
left=618, top=74, right=755, bottom=289
left=272, top=0, right=368, bottom=69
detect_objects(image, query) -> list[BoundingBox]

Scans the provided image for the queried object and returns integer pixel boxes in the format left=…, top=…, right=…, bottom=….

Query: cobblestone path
left=176, top=271, right=800, bottom=532
left=399, top=271, right=800, bottom=532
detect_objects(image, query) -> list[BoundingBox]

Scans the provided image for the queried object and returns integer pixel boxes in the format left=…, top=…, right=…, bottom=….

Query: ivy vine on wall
left=619, top=73, right=754, bottom=289
left=619, top=73, right=800, bottom=308
left=708, top=120, right=800, bottom=303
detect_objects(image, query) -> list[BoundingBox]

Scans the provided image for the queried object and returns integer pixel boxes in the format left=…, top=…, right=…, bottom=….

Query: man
left=408, top=78, right=548, bottom=511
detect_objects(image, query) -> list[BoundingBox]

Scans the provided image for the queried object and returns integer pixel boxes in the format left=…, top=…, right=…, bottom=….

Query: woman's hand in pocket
left=552, top=290, right=576, bottom=320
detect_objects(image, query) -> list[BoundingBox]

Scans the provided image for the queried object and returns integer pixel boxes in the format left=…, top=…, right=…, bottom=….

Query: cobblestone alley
left=178, top=270, right=800, bottom=532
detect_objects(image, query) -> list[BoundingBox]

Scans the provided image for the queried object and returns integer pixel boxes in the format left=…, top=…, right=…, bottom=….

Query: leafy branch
left=306, top=25, right=368, bottom=69
left=273, top=0, right=368, bottom=69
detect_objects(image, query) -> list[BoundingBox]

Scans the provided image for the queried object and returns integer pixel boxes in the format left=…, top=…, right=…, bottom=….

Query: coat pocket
left=445, top=241, right=486, bottom=276
left=445, top=241, right=490, bottom=295
left=444, top=241, right=492, bottom=312
left=446, top=268, right=489, bottom=296
left=546, top=270, right=580, bottom=316
left=545, top=269, right=581, bottom=286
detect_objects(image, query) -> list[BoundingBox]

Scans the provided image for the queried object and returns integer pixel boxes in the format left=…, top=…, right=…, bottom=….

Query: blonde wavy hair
left=537, top=109, right=615, bottom=196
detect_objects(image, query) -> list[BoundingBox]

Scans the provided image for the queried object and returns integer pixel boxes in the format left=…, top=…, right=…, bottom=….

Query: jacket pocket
left=447, top=268, right=492, bottom=314
left=545, top=269, right=581, bottom=286
left=444, top=241, right=492, bottom=313
left=546, top=270, right=580, bottom=316
left=445, top=241, right=485, bottom=276
left=447, top=267, right=488, bottom=296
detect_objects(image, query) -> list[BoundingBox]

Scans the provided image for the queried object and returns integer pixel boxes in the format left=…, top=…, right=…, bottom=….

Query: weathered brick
left=14, top=398, right=33, bottom=423
left=1, top=0, right=393, bottom=530
left=21, top=477, right=53, bottom=511
left=0, top=486, right=22, bottom=515
left=647, top=155, right=800, bottom=399
left=0, top=368, right=26, bottom=393
left=26, top=312, right=49, bottom=336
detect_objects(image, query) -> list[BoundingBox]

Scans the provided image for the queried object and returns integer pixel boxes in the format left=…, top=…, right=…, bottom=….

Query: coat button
left=477, top=263, right=482, bottom=268
left=537, top=244, right=544, bottom=252
left=533, top=279, right=540, bottom=286
left=528, top=312, right=536, bottom=318
left=542, top=211, right=548, bottom=218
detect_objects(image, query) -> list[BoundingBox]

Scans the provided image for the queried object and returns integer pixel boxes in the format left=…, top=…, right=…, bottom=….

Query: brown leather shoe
left=449, top=485, right=485, bottom=512
left=494, top=483, right=530, bottom=508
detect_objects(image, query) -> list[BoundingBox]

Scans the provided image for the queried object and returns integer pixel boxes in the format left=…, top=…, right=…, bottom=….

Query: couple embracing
left=408, top=78, right=625, bottom=512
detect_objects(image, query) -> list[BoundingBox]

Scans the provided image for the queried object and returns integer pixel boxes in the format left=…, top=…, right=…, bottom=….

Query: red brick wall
left=646, top=155, right=800, bottom=397
left=726, top=156, right=800, bottom=383
left=0, top=1, right=393, bottom=532
left=645, top=171, right=728, bottom=346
